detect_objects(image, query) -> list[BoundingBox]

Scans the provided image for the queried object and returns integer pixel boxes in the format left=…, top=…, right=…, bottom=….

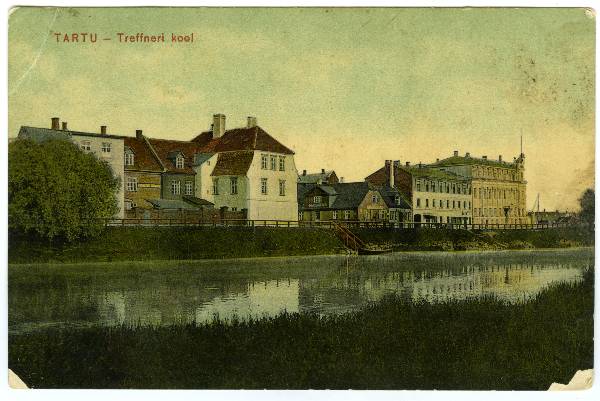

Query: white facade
left=246, top=151, right=298, bottom=220
left=205, top=151, right=299, bottom=221
left=193, top=154, right=219, bottom=203
left=71, top=134, right=125, bottom=218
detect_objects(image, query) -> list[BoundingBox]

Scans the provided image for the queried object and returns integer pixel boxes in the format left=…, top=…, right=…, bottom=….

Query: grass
left=9, top=225, right=594, bottom=264
left=353, top=226, right=594, bottom=251
left=8, top=226, right=345, bottom=264
left=8, top=267, right=594, bottom=389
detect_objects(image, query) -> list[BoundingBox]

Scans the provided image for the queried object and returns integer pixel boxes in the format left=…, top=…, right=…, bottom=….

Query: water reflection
left=8, top=249, right=592, bottom=333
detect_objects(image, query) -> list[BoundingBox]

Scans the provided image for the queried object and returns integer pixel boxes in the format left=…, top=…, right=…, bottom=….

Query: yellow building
left=431, top=151, right=527, bottom=225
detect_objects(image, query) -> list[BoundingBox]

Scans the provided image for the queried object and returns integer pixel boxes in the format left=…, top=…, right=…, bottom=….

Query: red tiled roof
left=147, top=138, right=202, bottom=174
left=192, top=126, right=294, bottom=155
left=124, top=136, right=163, bottom=172
left=211, top=151, right=255, bottom=176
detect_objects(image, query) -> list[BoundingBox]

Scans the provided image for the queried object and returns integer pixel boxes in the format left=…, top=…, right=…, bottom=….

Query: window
left=433, top=199, right=436, bottom=208
left=176, top=155, right=184, bottom=169
left=425, top=199, right=429, bottom=207
left=299, top=211, right=304, bottom=220
left=372, top=195, right=379, bottom=203
left=416, top=182, right=421, bottom=191
left=446, top=200, right=450, bottom=208
left=185, top=181, right=193, bottom=196
left=270, top=156, right=276, bottom=170
left=126, top=177, right=138, bottom=192
left=124, top=150, right=134, bottom=166
left=261, top=154, right=268, bottom=170
left=101, top=142, right=111, bottom=153
left=417, top=198, right=421, bottom=207
left=230, top=177, right=238, bottom=195
left=313, top=195, right=322, bottom=204
left=231, top=207, right=238, bottom=212
left=81, top=141, right=91, bottom=151
left=333, top=210, right=338, bottom=220
left=440, top=200, right=444, bottom=209
left=261, top=178, right=268, bottom=195
left=395, top=196, right=401, bottom=205
left=171, top=180, right=181, bottom=195
left=212, top=178, right=219, bottom=195
left=344, top=210, right=351, bottom=220
left=279, top=180, right=286, bottom=196
left=314, top=211, right=320, bottom=221
left=279, top=156, right=286, bottom=171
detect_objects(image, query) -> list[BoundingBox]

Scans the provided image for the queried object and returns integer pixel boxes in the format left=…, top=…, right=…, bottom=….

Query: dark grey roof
left=297, top=183, right=315, bottom=203
left=146, top=198, right=200, bottom=210
left=194, top=152, right=215, bottom=165
left=329, top=182, right=372, bottom=210
left=298, top=170, right=335, bottom=184
left=182, top=196, right=214, bottom=207
left=378, top=185, right=412, bottom=209
left=19, top=126, right=126, bottom=141
left=318, top=185, right=338, bottom=196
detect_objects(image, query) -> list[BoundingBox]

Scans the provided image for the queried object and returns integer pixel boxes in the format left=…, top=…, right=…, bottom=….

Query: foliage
left=578, top=188, right=594, bottom=226
left=8, top=268, right=594, bottom=389
left=8, top=139, right=120, bottom=242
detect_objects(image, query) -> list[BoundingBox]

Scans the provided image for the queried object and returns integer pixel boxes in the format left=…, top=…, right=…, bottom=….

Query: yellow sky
left=8, top=7, right=595, bottom=211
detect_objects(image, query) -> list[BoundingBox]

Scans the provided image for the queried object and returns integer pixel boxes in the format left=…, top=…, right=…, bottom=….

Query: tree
left=578, top=188, right=594, bottom=227
left=8, top=139, right=120, bottom=242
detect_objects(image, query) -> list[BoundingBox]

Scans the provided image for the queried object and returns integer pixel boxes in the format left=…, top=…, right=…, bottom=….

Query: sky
left=8, top=7, right=595, bottom=211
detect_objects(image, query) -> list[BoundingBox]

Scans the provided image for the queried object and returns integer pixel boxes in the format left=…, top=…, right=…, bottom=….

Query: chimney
left=340, top=177, right=344, bottom=183
left=302, top=170, right=307, bottom=176
left=212, top=114, right=226, bottom=138
left=418, top=162, right=422, bottom=168
left=436, top=158, right=439, bottom=162
left=498, top=155, right=502, bottom=162
left=466, top=152, right=470, bottom=157
left=321, top=168, right=325, bottom=174
left=100, top=126, right=107, bottom=135
left=482, top=155, right=487, bottom=160
left=393, top=160, right=400, bottom=168
left=405, top=161, right=410, bottom=167
left=453, top=150, right=459, bottom=157
left=136, top=129, right=143, bottom=140
left=61, top=122, right=68, bottom=130
left=51, top=117, right=60, bottom=130
left=247, top=116, right=257, bottom=128
left=389, top=160, right=394, bottom=187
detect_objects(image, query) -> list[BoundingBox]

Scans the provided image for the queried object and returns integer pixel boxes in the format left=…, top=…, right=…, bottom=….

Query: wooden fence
left=100, top=218, right=590, bottom=231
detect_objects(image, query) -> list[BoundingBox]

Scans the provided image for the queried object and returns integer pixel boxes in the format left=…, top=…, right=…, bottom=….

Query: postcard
left=6, top=6, right=595, bottom=392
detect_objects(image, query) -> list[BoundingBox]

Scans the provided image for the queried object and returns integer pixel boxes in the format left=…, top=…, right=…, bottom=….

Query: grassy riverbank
left=9, top=225, right=594, bottom=263
left=9, top=268, right=593, bottom=389
left=354, top=226, right=594, bottom=251
left=8, top=226, right=344, bottom=264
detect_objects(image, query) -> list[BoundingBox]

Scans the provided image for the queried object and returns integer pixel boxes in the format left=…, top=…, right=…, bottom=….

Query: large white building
left=192, top=114, right=298, bottom=221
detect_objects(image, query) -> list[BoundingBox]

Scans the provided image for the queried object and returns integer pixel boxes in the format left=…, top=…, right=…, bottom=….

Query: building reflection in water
left=94, top=257, right=586, bottom=327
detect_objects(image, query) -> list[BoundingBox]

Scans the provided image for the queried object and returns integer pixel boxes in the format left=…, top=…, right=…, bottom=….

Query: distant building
left=18, top=118, right=126, bottom=218
left=298, top=181, right=388, bottom=222
left=298, top=169, right=340, bottom=185
left=528, top=209, right=574, bottom=225
left=366, top=160, right=472, bottom=224
left=431, top=151, right=527, bottom=225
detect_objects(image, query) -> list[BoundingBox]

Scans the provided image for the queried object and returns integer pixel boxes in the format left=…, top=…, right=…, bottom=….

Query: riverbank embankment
left=8, top=226, right=594, bottom=264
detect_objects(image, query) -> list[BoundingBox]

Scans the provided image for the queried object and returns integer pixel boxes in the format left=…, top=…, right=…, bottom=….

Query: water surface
left=9, top=248, right=593, bottom=333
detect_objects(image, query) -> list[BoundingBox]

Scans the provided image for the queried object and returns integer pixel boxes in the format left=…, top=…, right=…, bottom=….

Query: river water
left=8, top=248, right=593, bottom=333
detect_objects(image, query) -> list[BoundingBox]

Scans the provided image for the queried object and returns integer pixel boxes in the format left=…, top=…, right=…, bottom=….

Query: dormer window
left=176, top=155, right=184, bottom=169
left=124, top=149, right=134, bottom=166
